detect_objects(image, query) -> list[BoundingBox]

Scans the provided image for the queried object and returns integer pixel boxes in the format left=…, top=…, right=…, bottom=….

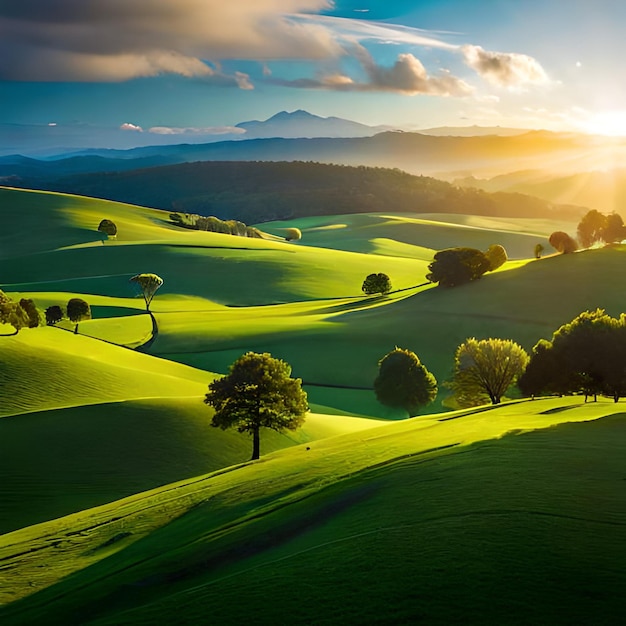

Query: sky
left=3, top=0, right=626, bottom=151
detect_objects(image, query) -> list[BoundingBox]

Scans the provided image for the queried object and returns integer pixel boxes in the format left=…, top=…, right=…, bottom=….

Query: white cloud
left=270, top=47, right=473, bottom=96
left=148, top=126, right=245, bottom=135
left=120, top=122, right=143, bottom=132
left=461, top=45, right=549, bottom=88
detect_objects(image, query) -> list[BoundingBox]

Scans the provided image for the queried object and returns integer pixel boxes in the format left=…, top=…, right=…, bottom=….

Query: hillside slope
left=1, top=399, right=624, bottom=624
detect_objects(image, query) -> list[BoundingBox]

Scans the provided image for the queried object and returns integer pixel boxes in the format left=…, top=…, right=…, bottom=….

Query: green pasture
left=1, top=399, right=623, bottom=624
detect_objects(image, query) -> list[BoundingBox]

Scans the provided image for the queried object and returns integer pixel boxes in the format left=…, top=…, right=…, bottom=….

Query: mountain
left=417, top=125, right=531, bottom=137
left=1, top=129, right=613, bottom=183
left=235, top=109, right=393, bottom=139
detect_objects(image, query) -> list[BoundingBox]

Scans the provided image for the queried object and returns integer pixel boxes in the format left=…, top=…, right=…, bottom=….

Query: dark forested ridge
left=17, top=161, right=584, bottom=223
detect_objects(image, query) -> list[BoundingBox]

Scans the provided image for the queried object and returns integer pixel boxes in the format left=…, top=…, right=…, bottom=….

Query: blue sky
left=2, top=0, right=626, bottom=149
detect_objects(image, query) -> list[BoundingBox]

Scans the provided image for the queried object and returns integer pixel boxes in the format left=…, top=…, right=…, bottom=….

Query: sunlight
left=584, top=110, right=626, bottom=136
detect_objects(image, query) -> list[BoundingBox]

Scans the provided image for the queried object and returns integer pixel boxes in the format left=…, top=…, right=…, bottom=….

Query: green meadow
left=1, top=186, right=625, bottom=623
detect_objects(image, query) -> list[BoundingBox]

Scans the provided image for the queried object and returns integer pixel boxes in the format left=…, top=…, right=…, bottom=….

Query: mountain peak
left=268, top=110, right=321, bottom=121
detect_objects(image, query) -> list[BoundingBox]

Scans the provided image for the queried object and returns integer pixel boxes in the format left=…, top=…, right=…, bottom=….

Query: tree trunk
left=614, top=392, right=620, bottom=403
left=74, top=323, right=79, bottom=334
left=251, top=427, right=260, bottom=460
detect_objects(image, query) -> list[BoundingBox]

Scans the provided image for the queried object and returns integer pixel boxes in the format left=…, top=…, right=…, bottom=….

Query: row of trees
left=548, top=209, right=626, bottom=255
left=0, top=291, right=40, bottom=334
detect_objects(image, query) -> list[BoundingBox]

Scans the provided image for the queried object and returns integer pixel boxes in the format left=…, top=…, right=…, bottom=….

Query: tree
left=19, top=298, right=40, bottom=328
left=534, top=243, right=544, bottom=259
left=485, top=244, right=507, bottom=271
left=427, top=247, right=492, bottom=287
left=284, top=228, right=302, bottom=242
left=601, top=213, right=626, bottom=244
left=0, top=290, right=30, bottom=335
left=45, top=305, right=64, bottom=326
left=97, top=219, right=117, bottom=241
left=204, top=352, right=308, bottom=460
left=449, top=338, right=529, bottom=406
left=130, top=273, right=163, bottom=312
left=362, top=273, right=392, bottom=295
left=549, top=231, right=578, bottom=254
left=374, top=347, right=438, bottom=416
left=577, top=209, right=607, bottom=248
left=519, top=309, right=626, bottom=403
left=67, top=298, right=91, bottom=334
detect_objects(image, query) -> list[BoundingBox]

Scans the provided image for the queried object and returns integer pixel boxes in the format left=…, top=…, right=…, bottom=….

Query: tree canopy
left=45, top=305, right=64, bottom=326
left=518, top=309, right=626, bottom=402
left=448, top=338, right=529, bottom=406
left=362, top=273, right=392, bottom=296
left=485, top=244, right=507, bottom=271
left=549, top=231, right=578, bottom=254
left=67, top=298, right=91, bottom=333
left=97, top=219, right=117, bottom=238
left=130, top=273, right=163, bottom=312
left=204, top=352, right=308, bottom=460
left=0, top=290, right=32, bottom=335
left=374, top=347, right=438, bottom=416
left=427, top=247, right=492, bottom=287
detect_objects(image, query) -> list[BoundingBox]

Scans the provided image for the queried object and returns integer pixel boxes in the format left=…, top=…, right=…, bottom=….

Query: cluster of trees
left=169, top=212, right=263, bottom=238
left=519, top=309, right=626, bottom=402
left=548, top=209, right=626, bottom=255
left=45, top=298, right=92, bottom=333
left=0, top=291, right=40, bottom=334
left=427, top=244, right=507, bottom=287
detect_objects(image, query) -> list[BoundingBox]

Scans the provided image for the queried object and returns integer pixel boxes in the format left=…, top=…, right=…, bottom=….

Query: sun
left=583, top=110, right=626, bottom=137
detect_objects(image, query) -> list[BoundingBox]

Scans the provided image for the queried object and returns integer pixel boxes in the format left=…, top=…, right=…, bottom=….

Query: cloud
left=120, top=122, right=143, bottom=132
left=148, top=126, right=245, bottom=135
left=461, top=45, right=548, bottom=88
left=0, top=0, right=338, bottom=82
left=270, top=48, right=473, bottom=96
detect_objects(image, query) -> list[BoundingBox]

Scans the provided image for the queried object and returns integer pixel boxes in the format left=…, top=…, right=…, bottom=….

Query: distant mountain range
left=2, top=127, right=622, bottom=182
left=0, top=109, right=544, bottom=158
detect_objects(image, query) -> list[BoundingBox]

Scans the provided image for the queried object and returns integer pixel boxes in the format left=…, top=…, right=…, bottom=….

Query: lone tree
left=449, top=338, right=529, bottom=406
left=601, top=213, right=626, bottom=244
left=205, top=352, right=308, bottom=460
left=427, top=247, right=492, bottom=287
left=45, top=305, right=64, bottom=326
left=362, top=272, right=392, bottom=296
left=284, top=227, right=302, bottom=242
left=484, top=244, right=507, bottom=271
left=549, top=231, right=578, bottom=254
left=67, top=298, right=91, bottom=334
left=97, top=219, right=118, bottom=242
left=374, top=347, right=438, bottom=416
left=130, top=273, right=163, bottom=312
left=534, top=243, right=544, bottom=259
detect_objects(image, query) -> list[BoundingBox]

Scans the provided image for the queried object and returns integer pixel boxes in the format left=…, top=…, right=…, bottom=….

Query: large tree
left=374, top=347, right=438, bottom=416
left=449, top=338, right=529, bottom=406
left=484, top=244, right=507, bottom=271
left=427, top=247, right=492, bottom=287
left=204, top=352, right=308, bottom=460
left=130, top=273, right=163, bottom=312
left=577, top=209, right=607, bottom=248
left=519, top=309, right=626, bottom=402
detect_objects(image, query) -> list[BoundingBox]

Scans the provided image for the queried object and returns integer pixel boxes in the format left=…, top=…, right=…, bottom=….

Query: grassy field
left=1, top=398, right=624, bottom=624
left=2, top=186, right=625, bottom=623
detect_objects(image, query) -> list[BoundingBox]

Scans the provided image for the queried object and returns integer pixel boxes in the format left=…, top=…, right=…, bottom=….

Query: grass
left=0, top=398, right=624, bottom=624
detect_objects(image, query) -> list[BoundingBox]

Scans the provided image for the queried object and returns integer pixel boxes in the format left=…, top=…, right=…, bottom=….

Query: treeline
left=27, top=161, right=583, bottom=224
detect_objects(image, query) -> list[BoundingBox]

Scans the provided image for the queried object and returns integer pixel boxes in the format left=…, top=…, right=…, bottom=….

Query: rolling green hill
left=1, top=399, right=624, bottom=624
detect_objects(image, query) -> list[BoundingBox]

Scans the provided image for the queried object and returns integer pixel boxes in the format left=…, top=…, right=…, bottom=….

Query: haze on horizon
left=2, top=0, right=626, bottom=152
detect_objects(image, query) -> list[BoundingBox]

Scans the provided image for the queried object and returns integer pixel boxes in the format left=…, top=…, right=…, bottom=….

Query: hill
left=1, top=399, right=624, bottom=624
left=7, top=161, right=584, bottom=225
left=458, top=167, right=626, bottom=214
